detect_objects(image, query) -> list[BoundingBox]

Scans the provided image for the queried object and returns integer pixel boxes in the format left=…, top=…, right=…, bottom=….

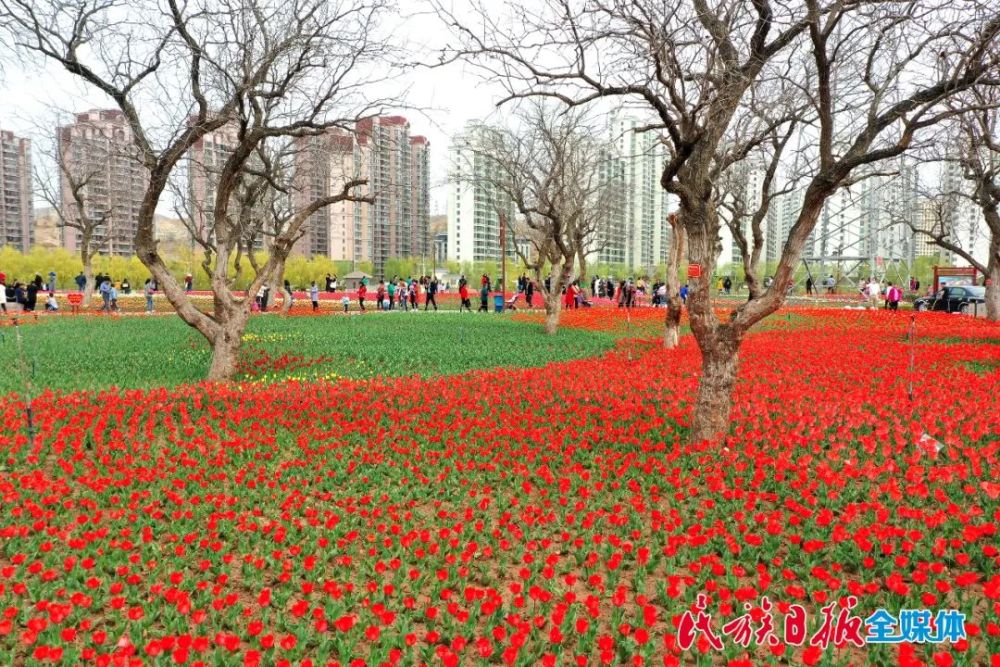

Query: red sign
left=688, top=264, right=702, bottom=279
left=67, top=293, right=83, bottom=306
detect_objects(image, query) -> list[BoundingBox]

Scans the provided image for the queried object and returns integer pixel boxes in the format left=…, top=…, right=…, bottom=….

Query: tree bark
left=664, top=214, right=686, bottom=349
left=544, top=296, right=562, bottom=334
left=985, top=234, right=999, bottom=321
left=81, top=247, right=95, bottom=308
left=207, top=322, right=245, bottom=381
left=688, top=331, right=741, bottom=443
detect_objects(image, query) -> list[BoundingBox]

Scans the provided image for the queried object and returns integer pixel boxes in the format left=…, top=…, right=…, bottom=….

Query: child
left=341, top=295, right=350, bottom=313
left=45, top=292, right=59, bottom=311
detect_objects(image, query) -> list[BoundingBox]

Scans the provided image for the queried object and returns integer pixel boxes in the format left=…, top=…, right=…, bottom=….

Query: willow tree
left=1, top=0, right=395, bottom=379
left=442, top=0, right=1000, bottom=443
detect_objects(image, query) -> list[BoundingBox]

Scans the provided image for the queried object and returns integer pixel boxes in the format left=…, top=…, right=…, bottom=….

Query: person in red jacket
left=459, top=282, right=471, bottom=312
left=357, top=282, right=367, bottom=312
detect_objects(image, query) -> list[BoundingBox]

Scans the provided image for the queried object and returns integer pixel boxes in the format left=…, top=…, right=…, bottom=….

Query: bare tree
left=462, top=104, right=618, bottom=333
left=1, top=0, right=396, bottom=379
left=441, top=0, right=1000, bottom=443
left=950, top=91, right=1000, bottom=319
left=33, top=118, right=118, bottom=306
left=905, top=157, right=1000, bottom=320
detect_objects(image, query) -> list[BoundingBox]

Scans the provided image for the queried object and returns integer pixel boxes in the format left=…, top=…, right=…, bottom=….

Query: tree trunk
left=543, top=295, right=561, bottom=334
left=664, top=215, right=686, bottom=349
left=688, top=331, right=741, bottom=443
left=577, top=248, right=588, bottom=291
left=206, top=309, right=250, bottom=381
left=81, top=252, right=95, bottom=308
left=985, top=237, right=999, bottom=321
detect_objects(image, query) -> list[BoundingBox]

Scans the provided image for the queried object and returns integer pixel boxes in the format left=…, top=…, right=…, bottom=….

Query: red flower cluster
left=0, top=309, right=997, bottom=665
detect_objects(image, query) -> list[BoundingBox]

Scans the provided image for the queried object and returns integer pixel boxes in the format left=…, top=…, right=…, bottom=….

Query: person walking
left=459, top=281, right=471, bottom=312
left=425, top=277, right=438, bottom=311
left=397, top=279, right=408, bottom=311
left=886, top=282, right=902, bottom=311
left=525, top=279, right=534, bottom=307
left=357, top=281, right=367, bottom=312
left=865, top=278, right=881, bottom=309
left=375, top=280, right=389, bottom=310
left=144, top=278, right=155, bottom=314
left=310, top=281, right=320, bottom=312
left=478, top=281, right=490, bottom=312
left=806, top=276, right=814, bottom=295
left=0, top=273, right=7, bottom=313
left=75, top=271, right=86, bottom=292
left=409, top=280, right=418, bottom=310
left=680, top=283, right=689, bottom=305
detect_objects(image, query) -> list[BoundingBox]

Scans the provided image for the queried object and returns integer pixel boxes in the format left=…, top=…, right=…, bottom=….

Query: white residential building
left=608, top=114, right=673, bottom=272
left=446, top=122, right=514, bottom=264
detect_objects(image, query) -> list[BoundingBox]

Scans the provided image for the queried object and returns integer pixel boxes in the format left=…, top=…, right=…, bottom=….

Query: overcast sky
left=0, top=1, right=520, bottom=216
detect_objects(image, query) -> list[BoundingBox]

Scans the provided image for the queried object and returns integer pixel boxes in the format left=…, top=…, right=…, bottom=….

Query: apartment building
left=58, top=110, right=147, bottom=256
left=187, top=121, right=241, bottom=242
left=0, top=129, right=32, bottom=252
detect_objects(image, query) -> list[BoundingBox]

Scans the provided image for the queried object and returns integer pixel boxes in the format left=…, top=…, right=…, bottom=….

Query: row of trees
left=3, top=0, right=998, bottom=443
left=437, top=0, right=1000, bottom=442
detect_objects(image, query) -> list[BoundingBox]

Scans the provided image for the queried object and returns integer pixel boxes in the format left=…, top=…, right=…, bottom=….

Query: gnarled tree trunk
left=688, top=329, right=742, bottom=443
left=206, top=309, right=249, bottom=381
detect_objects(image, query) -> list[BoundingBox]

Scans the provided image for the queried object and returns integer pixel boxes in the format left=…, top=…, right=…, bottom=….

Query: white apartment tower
left=609, top=114, right=671, bottom=272
left=446, top=122, right=514, bottom=264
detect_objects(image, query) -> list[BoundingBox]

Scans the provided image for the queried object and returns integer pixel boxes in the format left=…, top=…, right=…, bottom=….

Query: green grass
left=0, top=312, right=616, bottom=395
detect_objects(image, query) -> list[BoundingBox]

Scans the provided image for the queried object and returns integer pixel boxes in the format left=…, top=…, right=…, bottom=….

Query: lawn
left=0, top=312, right=616, bottom=395
left=0, top=308, right=998, bottom=666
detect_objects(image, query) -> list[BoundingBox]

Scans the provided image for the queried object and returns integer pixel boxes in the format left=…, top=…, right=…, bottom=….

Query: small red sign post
left=67, top=293, right=83, bottom=314
left=688, top=263, right=702, bottom=279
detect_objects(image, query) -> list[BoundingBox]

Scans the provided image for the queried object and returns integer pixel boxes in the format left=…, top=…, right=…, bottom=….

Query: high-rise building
left=940, top=158, right=989, bottom=267
left=594, top=144, right=627, bottom=266
left=293, top=116, right=430, bottom=276
left=608, top=114, right=672, bottom=272
left=446, top=122, right=515, bottom=264
left=410, top=136, right=431, bottom=260
left=59, top=110, right=147, bottom=256
left=0, top=129, right=32, bottom=252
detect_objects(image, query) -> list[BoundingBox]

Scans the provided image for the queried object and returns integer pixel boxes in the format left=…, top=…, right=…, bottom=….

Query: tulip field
left=0, top=307, right=998, bottom=666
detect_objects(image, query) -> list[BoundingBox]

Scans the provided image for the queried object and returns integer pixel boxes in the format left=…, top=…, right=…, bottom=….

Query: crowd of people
left=1, top=263, right=949, bottom=319
left=0, top=272, right=59, bottom=313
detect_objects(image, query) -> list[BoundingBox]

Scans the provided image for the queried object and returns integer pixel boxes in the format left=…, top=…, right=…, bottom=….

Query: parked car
left=913, top=285, right=986, bottom=313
